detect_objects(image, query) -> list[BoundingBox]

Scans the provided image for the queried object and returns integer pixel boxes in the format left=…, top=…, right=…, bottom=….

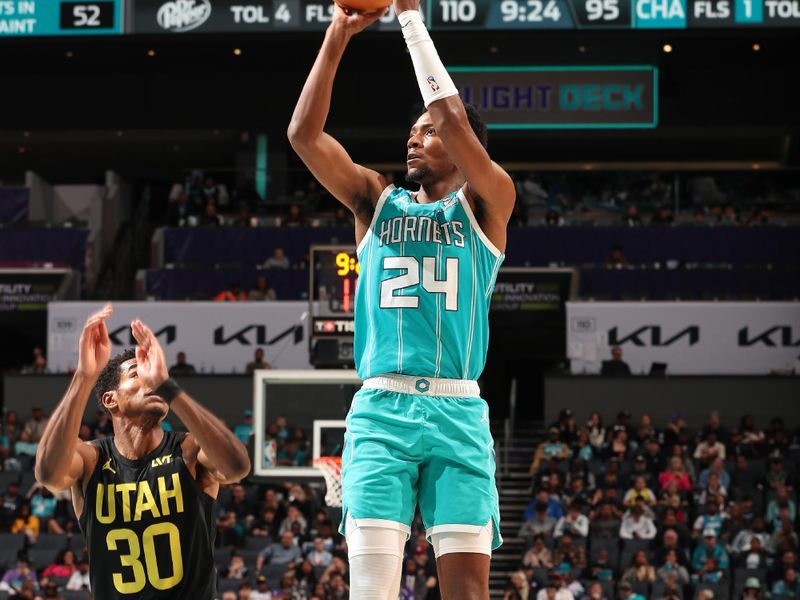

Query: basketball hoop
left=314, top=456, right=343, bottom=507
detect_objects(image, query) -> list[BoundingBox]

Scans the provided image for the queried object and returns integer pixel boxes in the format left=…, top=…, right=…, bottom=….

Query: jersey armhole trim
left=356, top=184, right=396, bottom=255
left=457, top=189, right=502, bottom=259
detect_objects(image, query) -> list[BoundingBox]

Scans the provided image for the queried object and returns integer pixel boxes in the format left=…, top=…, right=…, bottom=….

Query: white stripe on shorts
left=362, top=374, right=479, bottom=397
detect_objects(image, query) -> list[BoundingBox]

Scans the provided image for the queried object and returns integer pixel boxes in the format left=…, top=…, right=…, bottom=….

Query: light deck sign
left=452, top=66, right=658, bottom=130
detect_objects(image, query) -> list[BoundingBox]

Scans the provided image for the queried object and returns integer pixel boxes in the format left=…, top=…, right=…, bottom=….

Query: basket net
left=314, top=456, right=342, bottom=507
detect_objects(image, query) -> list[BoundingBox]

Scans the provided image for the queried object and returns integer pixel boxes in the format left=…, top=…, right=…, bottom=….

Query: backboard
left=252, top=370, right=361, bottom=478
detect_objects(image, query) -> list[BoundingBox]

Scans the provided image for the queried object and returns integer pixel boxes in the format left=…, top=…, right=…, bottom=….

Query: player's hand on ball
left=131, top=319, right=170, bottom=392
left=393, top=0, right=420, bottom=14
left=332, top=2, right=387, bottom=35
left=77, top=304, right=113, bottom=378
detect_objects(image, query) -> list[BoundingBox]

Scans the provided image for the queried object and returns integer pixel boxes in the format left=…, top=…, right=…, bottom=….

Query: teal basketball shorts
left=338, top=374, right=503, bottom=551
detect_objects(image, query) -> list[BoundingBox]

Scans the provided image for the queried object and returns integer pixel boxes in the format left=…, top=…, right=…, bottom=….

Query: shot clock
left=308, top=245, right=359, bottom=367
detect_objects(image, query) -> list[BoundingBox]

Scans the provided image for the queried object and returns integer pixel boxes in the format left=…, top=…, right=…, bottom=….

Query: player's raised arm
left=394, top=0, right=515, bottom=244
left=35, top=305, right=113, bottom=491
left=287, top=5, right=388, bottom=228
left=130, top=319, right=250, bottom=483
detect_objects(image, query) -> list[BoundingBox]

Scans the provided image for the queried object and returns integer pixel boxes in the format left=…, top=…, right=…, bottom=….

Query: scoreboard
left=0, top=0, right=798, bottom=36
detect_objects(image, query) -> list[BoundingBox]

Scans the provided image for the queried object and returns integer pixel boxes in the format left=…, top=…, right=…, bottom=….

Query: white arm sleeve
left=398, top=10, right=459, bottom=108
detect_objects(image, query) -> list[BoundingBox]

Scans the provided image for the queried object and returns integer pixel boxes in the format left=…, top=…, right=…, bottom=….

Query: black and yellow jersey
left=79, top=431, right=217, bottom=599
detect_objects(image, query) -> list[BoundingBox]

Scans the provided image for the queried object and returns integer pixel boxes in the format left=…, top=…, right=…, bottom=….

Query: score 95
left=585, top=0, right=620, bottom=20
left=575, top=0, right=629, bottom=26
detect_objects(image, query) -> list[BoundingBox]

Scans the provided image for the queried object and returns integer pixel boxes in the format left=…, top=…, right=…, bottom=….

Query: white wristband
left=398, top=10, right=459, bottom=108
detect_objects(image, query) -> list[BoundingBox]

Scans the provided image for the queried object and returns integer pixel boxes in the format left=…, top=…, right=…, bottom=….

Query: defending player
left=289, top=0, right=515, bottom=597
left=35, top=304, right=251, bottom=599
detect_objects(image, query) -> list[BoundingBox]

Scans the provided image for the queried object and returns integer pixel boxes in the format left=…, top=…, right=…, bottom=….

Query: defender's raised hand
left=77, top=304, right=113, bottom=379
left=131, top=319, right=169, bottom=393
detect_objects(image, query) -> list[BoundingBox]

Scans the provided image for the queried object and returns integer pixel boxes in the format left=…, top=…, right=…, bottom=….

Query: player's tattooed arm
left=36, top=305, right=112, bottom=491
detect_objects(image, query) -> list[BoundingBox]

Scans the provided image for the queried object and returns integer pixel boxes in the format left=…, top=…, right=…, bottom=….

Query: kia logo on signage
left=157, top=0, right=211, bottom=32
left=213, top=325, right=303, bottom=346
left=738, top=326, right=800, bottom=347
left=608, top=325, right=700, bottom=347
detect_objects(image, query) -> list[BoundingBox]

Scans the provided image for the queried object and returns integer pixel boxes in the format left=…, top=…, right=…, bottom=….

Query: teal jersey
left=355, top=185, right=504, bottom=381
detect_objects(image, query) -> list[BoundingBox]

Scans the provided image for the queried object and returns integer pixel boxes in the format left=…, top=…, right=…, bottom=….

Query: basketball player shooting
left=288, top=0, right=515, bottom=597
left=35, top=304, right=251, bottom=599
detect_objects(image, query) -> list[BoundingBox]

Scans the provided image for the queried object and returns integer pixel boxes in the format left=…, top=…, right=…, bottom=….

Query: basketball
left=334, top=0, right=391, bottom=13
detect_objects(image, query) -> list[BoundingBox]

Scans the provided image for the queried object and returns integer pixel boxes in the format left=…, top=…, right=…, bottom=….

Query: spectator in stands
left=293, top=560, right=317, bottom=598
left=224, top=483, right=256, bottom=529
left=565, top=473, right=593, bottom=507
left=691, top=528, right=729, bottom=573
left=216, top=510, right=246, bottom=548
left=605, top=426, right=632, bottom=462
left=233, top=204, right=254, bottom=227
left=28, top=484, right=63, bottom=534
left=285, top=204, right=307, bottom=227
left=552, top=532, right=587, bottom=570
left=621, top=550, right=656, bottom=585
left=559, top=562, right=584, bottom=598
left=737, top=535, right=768, bottom=570
left=650, top=206, right=674, bottom=226
left=766, top=455, right=795, bottom=491
left=699, top=410, right=731, bottom=447
left=233, top=410, right=254, bottom=444
left=579, top=581, right=608, bottom=600
left=623, top=475, right=657, bottom=508
left=169, top=351, right=197, bottom=375
left=279, top=505, right=308, bottom=537
left=14, top=430, right=38, bottom=461
left=767, top=484, right=798, bottom=529
left=604, top=245, right=630, bottom=268
left=249, top=275, right=278, bottom=301
left=586, top=546, right=615, bottom=582
left=694, top=431, right=726, bottom=466
left=721, top=501, right=747, bottom=544
left=766, top=418, right=790, bottom=456
left=620, top=502, right=657, bottom=540
left=554, top=501, right=589, bottom=539
left=693, top=497, right=726, bottom=538
left=544, top=209, right=565, bottom=227
left=628, top=454, right=655, bottom=490
left=617, top=581, right=644, bottom=600
left=697, top=471, right=728, bottom=509
left=256, top=531, right=303, bottom=575
left=718, top=203, right=738, bottom=226
left=264, top=247, right=291, bottom=269
left=536, top=572, right=574, bottom=600
left=251, top=574, right=272, bottom=600
left=732, top=415, right=766, bottom=457
left=0, top=558, right=37, bottom=592
left=529, top=428, right=571, bottom=474
left=246, top=348, right=272, bottom=374
left=654, top=525, right=690, bottom=566
left=662, top=414, right=687, bottom=451
left=522, top=533, right=553, bottom=570
left=200, top=200, right=223, bottom=226
left=656, top=549, right=689, bottom=586
left=306, top=537, right=333, bottom=570
left=65, top=559, right=90, bottom=592
left=519, top=501, right=557, bottom=540
left=22, top=407, right=48, bottom=443
left=41, top=549, right=76, bottom=580
left=223, top=552, right=249, bottom=579
left=554, top=409, right=578, bottom=445
left=741, top=577, right=765, bottom=600
left=634, top=414, right=657, bottom=448
left=215, top=282, right=248, bottom=302
left=659, top=480, right=689, bottom=523
left=659, top=456, right=692, bottom=492
left=589, top=501, right=621, bottom=540
left=622, top=205, right=642, bottom=227
left=697, top=457, right=731, bottom=491
left=695, top=556, right=725, bottom=585
left=600, top=347, right=631, bottom=377
left=505, top=570, right=532, bottom=600
left=332, top=206, right=353, bottom=227
left=596, top=459, right=625, bottom=493
left=251, top=507, right=278, bottom=539
left=10, top=501, right=39, bottom=543
left=1, top=481, right=22, bottom=529
left=586, top=412, right=606, bottom=452
left=768, top=512, right=799, bottom=553
left=166, top=191, right=193, bottom=227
